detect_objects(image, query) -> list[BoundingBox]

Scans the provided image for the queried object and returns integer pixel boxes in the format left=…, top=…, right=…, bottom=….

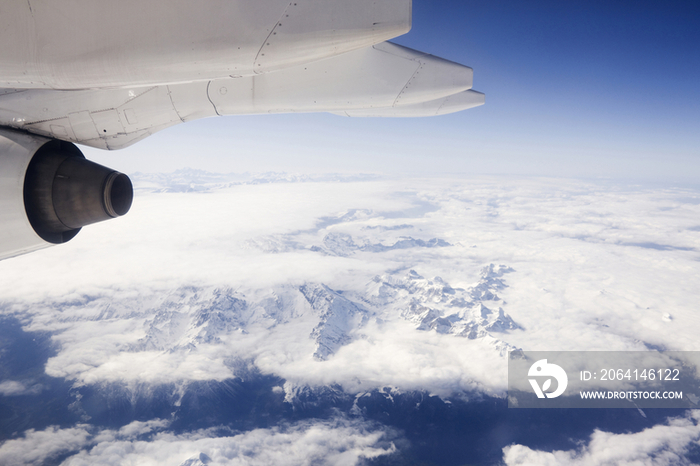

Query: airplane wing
left=0, top=42, right=483, bottom=151
left=0, top=0, right=483, bottom=261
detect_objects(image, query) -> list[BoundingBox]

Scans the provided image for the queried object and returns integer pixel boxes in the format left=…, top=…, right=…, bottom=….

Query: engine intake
left=23, top=144, right=133, bottom=243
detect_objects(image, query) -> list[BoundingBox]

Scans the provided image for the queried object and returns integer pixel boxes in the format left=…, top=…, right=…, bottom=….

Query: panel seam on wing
left=392, top=61, right=424, bottom=108
left=166, top=86, right=185, bottom=123
left=253, top=1, right=297, bottom=74
left=435, top=94, right=452, bottom=116
left=205, top=81, right=222, bottom=116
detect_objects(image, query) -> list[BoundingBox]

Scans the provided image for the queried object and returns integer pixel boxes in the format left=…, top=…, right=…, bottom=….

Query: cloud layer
left=504, top=410, right=700, bottom=466
left=3, top=175, right=698, bottom=388
left=0, top=417, right=394, bottom=466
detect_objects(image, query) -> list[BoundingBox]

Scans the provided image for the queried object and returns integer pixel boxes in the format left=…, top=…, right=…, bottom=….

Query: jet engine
left=0, top=128, right=132, bottom=260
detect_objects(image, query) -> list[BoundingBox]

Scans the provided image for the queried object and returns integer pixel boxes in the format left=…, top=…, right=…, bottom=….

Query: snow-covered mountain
left=130, top=287, right=250, bottom=352
left=130, top=169, right=382, bottom=193
left=314, top=232, right=451, bottom=256
left=113, top=264, right=521, bottom=367
left=300, top=284, right=369, bottom=360
left=359, top=264, right=520, bottom=355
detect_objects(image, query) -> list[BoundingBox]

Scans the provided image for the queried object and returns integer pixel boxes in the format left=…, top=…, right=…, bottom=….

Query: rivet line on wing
left=393, top=62, right=423, bottom=108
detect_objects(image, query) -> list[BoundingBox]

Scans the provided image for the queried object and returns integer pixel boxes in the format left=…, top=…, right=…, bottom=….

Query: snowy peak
left=132, top=287, right=249, bottom=352
left=319, top=232, right=359, bottom=257
left=178, top=453, right=212, bottom=466
left=365, top=264, right=521, bottom=341
left=365, top=269, right=459, bottom=308
left=315, top=232, right=451, bottom=257
left=469, top=264, right=514, bottom=302
left=300, top=284, right=368, bottom=361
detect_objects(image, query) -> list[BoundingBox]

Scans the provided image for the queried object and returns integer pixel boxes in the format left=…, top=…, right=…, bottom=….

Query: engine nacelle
left=0, top=128, right=132, bottom=260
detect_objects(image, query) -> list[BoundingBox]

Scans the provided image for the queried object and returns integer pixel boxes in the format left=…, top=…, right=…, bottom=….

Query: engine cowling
left=0, top=128, right=132, bottom=260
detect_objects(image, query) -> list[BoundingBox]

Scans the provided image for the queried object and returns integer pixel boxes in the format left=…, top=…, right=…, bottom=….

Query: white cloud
left=0, top=381, right=24, bottom=396
left=257, top=319, right=508, bottom=397
left=0, top=425, right=92, bottom=466
left=1, top=175, right=699, bottom=398
left=0, top=417, right=395, bottom=466
left=503, top=410, right=700, bottom=466
left=65, top=419, right=395, bottom=466
left=0, top=380, right=43, bottom=396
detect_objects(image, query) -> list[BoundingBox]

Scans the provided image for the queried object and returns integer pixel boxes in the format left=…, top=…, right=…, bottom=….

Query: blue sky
left=88, top=0, right=700, bottom=182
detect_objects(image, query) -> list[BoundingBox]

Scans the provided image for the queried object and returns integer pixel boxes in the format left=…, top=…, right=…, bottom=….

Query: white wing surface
left=0, top=43, right=482, bottom=150
left=0, top=0, right=411, bottom=89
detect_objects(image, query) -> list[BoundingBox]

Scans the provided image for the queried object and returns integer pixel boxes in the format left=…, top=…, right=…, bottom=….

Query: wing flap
left=334, top=90, right=485, bottom=118
left=208, top=42, right=479, bottom=116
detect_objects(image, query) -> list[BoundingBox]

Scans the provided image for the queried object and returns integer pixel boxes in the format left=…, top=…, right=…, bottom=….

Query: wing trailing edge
left=0, top=43, right=483, bottom=150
